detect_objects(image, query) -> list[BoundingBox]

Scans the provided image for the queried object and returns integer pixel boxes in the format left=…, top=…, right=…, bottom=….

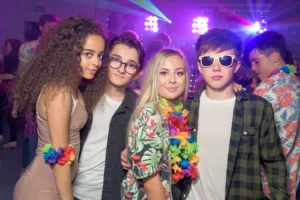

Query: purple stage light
left=144, top=16, right=159, bottom=32
left=251, top=21, right=261, bottom=32
left=192, top=17, right=209, bottom=34
left=249, top=20, right=267, bottom=34
left=152, top=27, right=159, bottom=32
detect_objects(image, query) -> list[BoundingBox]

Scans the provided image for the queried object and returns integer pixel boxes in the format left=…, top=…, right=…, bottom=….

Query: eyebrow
left=83, top=49, right=95, bottom=53
left=110, top=54, right=139, bottom=65
left=160, top=67, right=185, bottom=71
left=83, top=49, right=105, bottom=54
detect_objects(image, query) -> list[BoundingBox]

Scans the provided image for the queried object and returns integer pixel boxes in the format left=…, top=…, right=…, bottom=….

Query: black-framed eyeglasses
left=199, top=55, right=236, bottom=68
left=109, top=56, right=139, bottom=75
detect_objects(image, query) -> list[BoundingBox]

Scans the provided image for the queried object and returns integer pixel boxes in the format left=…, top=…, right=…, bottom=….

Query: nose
left=211, top=59, right=221, bottom=71
left=169, top=73, right=176, bottom=83
left=92, top=56, right=101, bottom=67
left=118, top=63, right=126, bottom=74
left=251, top=63, right=258, bottom=73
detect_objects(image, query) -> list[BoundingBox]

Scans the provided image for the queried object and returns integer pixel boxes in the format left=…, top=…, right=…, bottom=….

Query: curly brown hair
left=11, top=16, right=108, bottom=117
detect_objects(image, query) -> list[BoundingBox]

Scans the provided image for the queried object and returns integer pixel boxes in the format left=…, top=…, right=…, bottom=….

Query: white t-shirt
left=187, top=91, right=235, bottom=200
left=73, top=94, right=121, bottom=200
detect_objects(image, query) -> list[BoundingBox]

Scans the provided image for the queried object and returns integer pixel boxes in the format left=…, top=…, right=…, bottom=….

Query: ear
left=39, top=25, right=43, bottom=32
left=133, top=70, right=143, bottom=81
left=234, top=60, right=241, bottom=73
left=271, top=52, right=281, bottom=63
left=197, top=62, right=203, bottom=74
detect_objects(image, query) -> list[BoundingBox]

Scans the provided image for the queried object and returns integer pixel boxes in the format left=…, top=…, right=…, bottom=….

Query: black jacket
left=79, top=89, right=138, bottom=200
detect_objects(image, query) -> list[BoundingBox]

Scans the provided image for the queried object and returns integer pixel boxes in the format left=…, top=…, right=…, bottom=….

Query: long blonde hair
left=127, top=49, right=190, bottom=147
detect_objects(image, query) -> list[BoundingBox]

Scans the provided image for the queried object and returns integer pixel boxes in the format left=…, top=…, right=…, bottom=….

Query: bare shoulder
left=43, top=85, right=72, bottom=103
left=38, top=85, right=73, bottom=119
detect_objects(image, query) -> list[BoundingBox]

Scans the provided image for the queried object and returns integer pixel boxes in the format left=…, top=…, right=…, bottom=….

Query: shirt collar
left=120, top=88, right=138, bottom=111
left=193, top=85, right=249, bottom=102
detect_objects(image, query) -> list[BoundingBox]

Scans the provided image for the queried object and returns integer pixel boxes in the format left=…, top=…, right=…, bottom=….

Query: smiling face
left=80, top=34, right=106, bottom=79
left=107, top=44, right=141, bottom=89
left=157, top=55, right=187, bottom=101
left=198, top=49, right=240, bottom=92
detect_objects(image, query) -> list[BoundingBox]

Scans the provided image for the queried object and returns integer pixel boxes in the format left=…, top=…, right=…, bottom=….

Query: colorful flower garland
left=158, top=98, right=199, bottom=182
left=267, top=64, right=297, bottom=78
left=42, top=144, right=75, bottom=165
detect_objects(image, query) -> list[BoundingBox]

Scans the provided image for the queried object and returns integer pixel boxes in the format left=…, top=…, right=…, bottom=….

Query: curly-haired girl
left=12, top=16, right=107, bottom=200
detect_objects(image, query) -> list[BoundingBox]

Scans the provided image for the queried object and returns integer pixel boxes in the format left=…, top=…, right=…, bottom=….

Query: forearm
left=0, top=73, right=14, bottom=80
left=53, top=164, right=73, bottom=200
left=144, top=173, right=166, bottom=200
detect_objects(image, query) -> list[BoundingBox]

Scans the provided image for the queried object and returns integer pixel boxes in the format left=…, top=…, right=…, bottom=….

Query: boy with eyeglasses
left=73, top=35, right=145, bottom=200
left=182, top=28, right=289, bottom=200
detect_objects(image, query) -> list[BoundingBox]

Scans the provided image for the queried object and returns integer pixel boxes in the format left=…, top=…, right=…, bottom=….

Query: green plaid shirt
left=180, top=88, right=289, bottom=200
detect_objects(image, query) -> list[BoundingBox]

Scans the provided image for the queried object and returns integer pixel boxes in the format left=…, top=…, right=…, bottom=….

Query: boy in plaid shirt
left=183, top=28, right=288, bottom=200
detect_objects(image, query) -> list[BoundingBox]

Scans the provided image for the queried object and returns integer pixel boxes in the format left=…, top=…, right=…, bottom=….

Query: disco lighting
left=258, top=19, right=267, bottom=33
left=130, top=0, right=171, bottom=23
left=192, top=17, right=209, bottom=34
left=250, top=20, right=267, bottom=34
left=251, top=21, right=261, bottom=32
left=144, top=16, right=159, bottom=32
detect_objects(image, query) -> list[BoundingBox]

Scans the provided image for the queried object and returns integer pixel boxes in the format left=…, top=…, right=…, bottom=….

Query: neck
left=105, top=82, right=126, bottom=102
left=205, top=83, right=235, bottom=100
left=167, top=98, right=178, bottom=106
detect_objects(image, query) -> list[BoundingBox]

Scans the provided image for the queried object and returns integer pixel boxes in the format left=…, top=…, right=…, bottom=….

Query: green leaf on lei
left=174, top=101, right=184, bottom=112
left=170, top=144, right=181, bottom=156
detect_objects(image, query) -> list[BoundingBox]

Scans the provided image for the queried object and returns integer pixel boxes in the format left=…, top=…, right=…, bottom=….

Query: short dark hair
left=39, top=13, right=59, bottom=26
left=195, top=28, right=242, bottom=59
left=244, top=31, right=292, bottom=64
left=107, top=35, right=146, bottom=70
left=120, top=30, right=139, bottom=41
left=155, top=32, right=171, bottom=47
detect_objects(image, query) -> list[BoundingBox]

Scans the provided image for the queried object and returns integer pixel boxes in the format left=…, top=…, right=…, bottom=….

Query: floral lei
left=158, top=98, right=199, bottom=181
left=267, top=64, right=297, bottom=78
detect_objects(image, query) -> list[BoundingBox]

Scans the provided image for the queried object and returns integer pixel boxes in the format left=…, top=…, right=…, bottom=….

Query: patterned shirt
left=18, top=39, right=40, bottom=139
left=254, top=72, right=300, bottom=200
left=121, top=104, right=172, bottom=200
left=18, top=39, right=39, bottom=63
left=180, top=88, right=289, bottom=200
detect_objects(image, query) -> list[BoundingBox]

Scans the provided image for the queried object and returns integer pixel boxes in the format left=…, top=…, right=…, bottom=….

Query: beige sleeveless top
left=35, top=89, right=88, bottom=179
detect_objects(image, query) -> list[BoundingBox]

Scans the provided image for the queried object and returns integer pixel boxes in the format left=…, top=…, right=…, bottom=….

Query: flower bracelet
left=42, top=144, right=75, bottom=165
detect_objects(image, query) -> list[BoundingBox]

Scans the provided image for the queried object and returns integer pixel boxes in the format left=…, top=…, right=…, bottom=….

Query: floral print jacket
left=121, top=104, right=172, bottom=200
left=254, top=72, right=300, bottom=200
